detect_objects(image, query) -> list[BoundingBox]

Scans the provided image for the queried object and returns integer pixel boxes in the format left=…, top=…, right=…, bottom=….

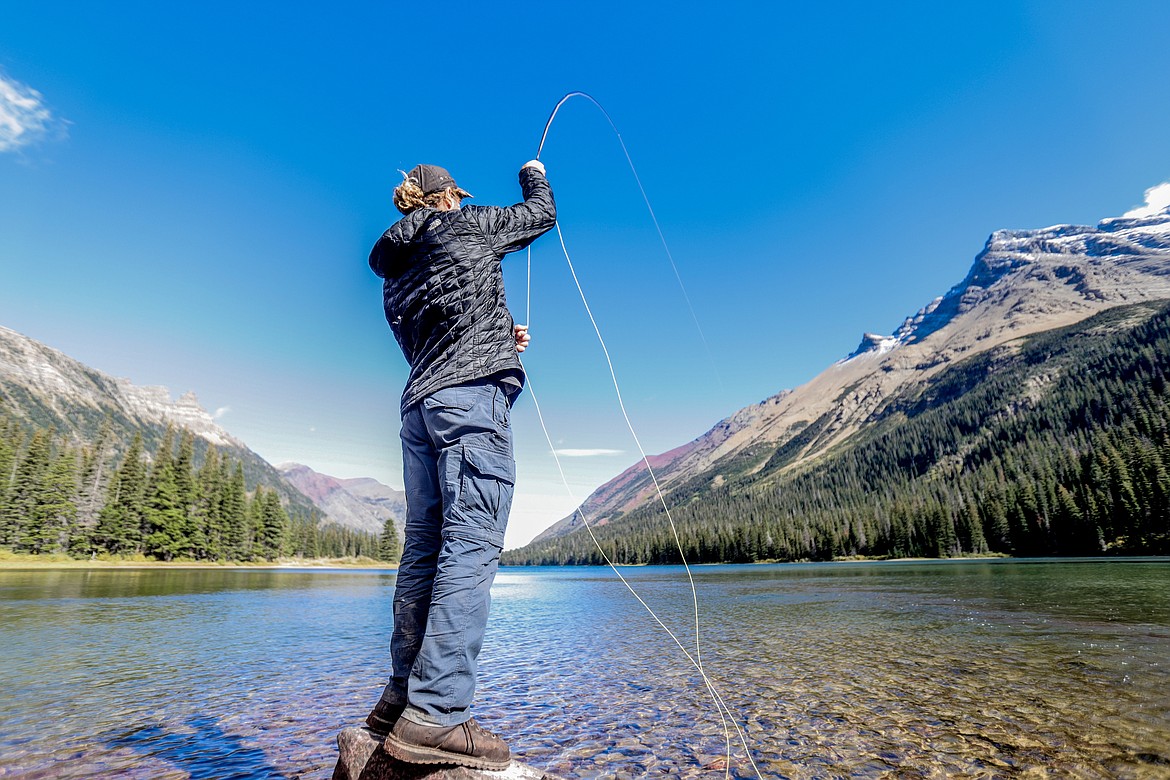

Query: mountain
left=0, top=325, right=316, bottom=518
left=523, top=202, right=1170, bottom=552
left=278, top=463, right=405, bottom=538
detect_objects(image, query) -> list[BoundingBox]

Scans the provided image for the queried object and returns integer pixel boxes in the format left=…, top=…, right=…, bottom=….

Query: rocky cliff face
left=0, top=324, right=245, bottom=449
left=278, top=463, right=406, bottom=537
left=534, top=203, right=1170, bottom=541
left=864, top=210, right=1170, bottom=354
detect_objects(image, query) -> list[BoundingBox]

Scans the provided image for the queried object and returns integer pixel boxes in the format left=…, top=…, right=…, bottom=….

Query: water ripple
left=1, top=561, right=1168, bottom=778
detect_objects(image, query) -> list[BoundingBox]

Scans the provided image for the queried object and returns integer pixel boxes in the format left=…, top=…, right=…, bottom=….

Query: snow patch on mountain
left=845, top=203, right=1170, bottom=361
left=845, top=333, right=902, bottom=361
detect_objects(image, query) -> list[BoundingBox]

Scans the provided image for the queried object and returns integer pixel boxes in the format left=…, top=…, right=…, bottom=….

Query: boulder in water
left=332, top=727, right=564, bottom=780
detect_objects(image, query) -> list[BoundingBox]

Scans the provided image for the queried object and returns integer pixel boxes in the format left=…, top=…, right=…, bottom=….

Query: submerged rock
left=332, top=727, right=564, bottom=780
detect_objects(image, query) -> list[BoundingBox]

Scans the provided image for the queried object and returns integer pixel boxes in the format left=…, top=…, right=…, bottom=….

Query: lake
left=1, top=559, right=1168, bottom=779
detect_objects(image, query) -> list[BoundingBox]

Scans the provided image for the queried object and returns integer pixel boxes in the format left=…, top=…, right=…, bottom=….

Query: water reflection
left=1, top=560, right=1168, bottom=778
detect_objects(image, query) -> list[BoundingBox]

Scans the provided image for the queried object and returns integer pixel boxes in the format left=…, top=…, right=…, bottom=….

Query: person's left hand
left=514, top=324, right=531, bottom=353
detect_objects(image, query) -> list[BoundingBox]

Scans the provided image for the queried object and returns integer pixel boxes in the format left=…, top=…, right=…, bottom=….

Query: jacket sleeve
left=472, top=167, right=557, bottom=257
left=369, top=229, right=404, bottom=279
left=369, top=216, right=418, bottom=278
left=369, top=237, right=388, bottom=278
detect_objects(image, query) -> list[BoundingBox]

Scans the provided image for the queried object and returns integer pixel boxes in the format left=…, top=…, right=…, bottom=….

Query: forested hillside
left=505, top=301, right=1170, bottom=565
left=0, top=324, right=321, bottom=523
left=0, top=419, right=387, bottom=562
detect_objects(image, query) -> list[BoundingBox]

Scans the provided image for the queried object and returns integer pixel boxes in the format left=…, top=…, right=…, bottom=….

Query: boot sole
left=381, top=730, right=511, bottom=771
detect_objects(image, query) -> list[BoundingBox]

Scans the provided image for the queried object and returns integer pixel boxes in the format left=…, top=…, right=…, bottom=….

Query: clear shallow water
left=0, top=559, right=1168, bottom=779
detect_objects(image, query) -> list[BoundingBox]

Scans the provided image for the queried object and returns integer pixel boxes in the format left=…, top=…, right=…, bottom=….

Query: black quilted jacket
left=369, top=167, right=556, bottom=414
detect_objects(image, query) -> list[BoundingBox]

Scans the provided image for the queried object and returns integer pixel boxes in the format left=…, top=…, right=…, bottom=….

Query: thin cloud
left=0, top=70, right=65, bottom=153
left=551, top=448, right=624, bottom=457
left=213, top=406, right=231, bottom=420
left=1123, top=182, right=1170, bottom=219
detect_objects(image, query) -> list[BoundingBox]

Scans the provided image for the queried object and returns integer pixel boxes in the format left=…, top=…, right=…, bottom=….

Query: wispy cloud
left=1123, top=182, right=1170, bottom=219
left=213, top=406, right=231, bottom=419
left=551, top=448, right=624, bottom=457
left=0, top=70, right=62, bottom=153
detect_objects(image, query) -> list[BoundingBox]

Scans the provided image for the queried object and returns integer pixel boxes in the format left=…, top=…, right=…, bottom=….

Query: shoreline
left=500, top=552, right=1170, bottom=568
left=9, top=552, right=1166, bottom=572
left=0, top=553, right=397, bottom=571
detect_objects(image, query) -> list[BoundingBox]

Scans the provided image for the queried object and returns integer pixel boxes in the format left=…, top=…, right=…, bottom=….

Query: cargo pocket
left=423, top=386, right=475, bottom=413
left=455, top=432, right=515, bottom=547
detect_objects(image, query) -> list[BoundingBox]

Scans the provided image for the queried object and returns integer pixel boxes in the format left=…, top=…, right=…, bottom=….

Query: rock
left=332, top=727, right=565, bottom=780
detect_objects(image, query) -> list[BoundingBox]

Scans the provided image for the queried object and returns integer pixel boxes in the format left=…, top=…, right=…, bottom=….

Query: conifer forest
left=506, top=302, right=1170, bottom=565
left=0, top=422, right=385, bottom=562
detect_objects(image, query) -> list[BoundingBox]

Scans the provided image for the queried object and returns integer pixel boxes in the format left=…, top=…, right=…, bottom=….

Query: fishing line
left=522, top=226, right=763, bottom=780
left=525, top=92, right=721, bottom=390
left=523, top=373, right=742, bottom=774
left=519, top=92, right=762, bottom=778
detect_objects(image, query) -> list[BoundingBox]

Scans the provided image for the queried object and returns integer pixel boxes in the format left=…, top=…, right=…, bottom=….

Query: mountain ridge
left=277, top=462, right=405, bottom=538
left=508, top=297, right=1170, bottom=564
left=0, top=324, right=243, bottom=449
left=528, top=202, right=1170, bottom=545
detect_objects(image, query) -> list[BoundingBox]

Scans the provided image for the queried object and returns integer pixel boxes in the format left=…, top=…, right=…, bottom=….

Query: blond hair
left=393, top=177, right=472, bottom=215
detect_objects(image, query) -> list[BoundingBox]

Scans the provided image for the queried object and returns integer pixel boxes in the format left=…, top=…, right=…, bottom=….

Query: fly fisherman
left=365, top=161, right=556, bottom=770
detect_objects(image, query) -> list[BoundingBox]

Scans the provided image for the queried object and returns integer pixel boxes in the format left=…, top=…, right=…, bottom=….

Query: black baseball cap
left=405, top=164, right=461, bottom=195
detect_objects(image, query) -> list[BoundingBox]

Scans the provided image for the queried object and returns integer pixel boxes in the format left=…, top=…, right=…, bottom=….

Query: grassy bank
left=0, top=550, right=395, bottom=570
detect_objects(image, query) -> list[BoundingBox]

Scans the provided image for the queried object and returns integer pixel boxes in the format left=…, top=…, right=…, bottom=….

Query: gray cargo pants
left=380, top=379, right=516, bottom=727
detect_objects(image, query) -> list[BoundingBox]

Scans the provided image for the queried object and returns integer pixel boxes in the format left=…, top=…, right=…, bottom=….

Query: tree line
left=0, top=416, right=394, bottom=562
left=505, top=302, right=1170, bottom=566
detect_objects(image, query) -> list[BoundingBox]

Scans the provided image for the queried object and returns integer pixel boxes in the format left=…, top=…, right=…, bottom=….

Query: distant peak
left=846, top=332, right=899, bottom=360
left=843, top=192, right=1170, bottom=364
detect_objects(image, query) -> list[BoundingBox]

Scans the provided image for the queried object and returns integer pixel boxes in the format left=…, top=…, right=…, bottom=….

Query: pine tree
left=94, top=433, right=148, bottom=555
left=295, top=512, right=321, bottom=558
left=173, top=430, right=204, bottom=557
left=221, top=462, right=249, bottom=560
left=143, top=450, right=187, bottom=561
left=198, top=447, right=226, bottom=559
left=26, top=449, right=80, bottom=554
left=378, top=517, right=401, bottom=563
left=74, top=420, right=114, bottom=555
left=0, top=414, right=24, bottom=540
left=253, top=488, right=288, bottom=561
left=4, top=430, right=52, bottom=551
left=958, top=492, right=988, bottom=554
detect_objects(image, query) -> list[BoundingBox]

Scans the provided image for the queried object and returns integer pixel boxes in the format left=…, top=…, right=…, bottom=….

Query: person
left=364, top=160, right=556, bottom=770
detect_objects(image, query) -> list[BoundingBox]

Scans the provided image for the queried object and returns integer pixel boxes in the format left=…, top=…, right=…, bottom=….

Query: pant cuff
left=380, top=681, right=407, bottom=708
left=401, top=704, right=471, bottom=728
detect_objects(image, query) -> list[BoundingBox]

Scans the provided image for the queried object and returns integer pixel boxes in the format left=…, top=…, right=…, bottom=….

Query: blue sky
left=2, top=1, right=1169, bottom=548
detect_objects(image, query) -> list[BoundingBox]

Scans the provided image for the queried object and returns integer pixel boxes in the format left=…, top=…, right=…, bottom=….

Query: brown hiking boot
left=364, top=701, right=405, bottom=735
left=383, top=716, right=511, bottom=770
